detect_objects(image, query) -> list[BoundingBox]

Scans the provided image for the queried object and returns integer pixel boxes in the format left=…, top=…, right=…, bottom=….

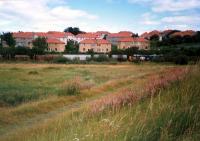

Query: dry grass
left=0, top=63, right=188, bottom=141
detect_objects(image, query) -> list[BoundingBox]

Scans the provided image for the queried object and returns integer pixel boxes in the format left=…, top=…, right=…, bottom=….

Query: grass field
left=1, top=62, right=199, bottom=141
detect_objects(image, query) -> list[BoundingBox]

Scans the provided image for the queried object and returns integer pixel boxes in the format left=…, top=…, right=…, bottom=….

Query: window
left=55, top=48, right=57, bottom=51
left=106, top=48, right=109, bottom=52
left=83, top=48, right=85, bottom=51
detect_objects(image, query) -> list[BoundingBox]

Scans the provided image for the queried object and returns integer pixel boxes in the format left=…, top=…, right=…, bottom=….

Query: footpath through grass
left=1, top=64, right=199, bottom=141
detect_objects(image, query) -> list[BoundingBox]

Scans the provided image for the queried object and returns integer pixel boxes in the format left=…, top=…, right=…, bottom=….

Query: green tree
left=15, top=47, right=29, bottom=55
left=1, top=32, right=16, bottom=47
left=65, top=40, right=79, bottom=54
left=32, top=37, right=48, bottom=50
left=194, top=31, right=200, bottom=43
left=64, top=27, right=85, bottom=35
left=31, top=37, right=47, bottom=60
left=124, top=47, right=139, bottom=57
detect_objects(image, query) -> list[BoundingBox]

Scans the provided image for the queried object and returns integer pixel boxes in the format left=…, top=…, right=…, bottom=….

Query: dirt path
left=0, top=71, right=161, bottom=139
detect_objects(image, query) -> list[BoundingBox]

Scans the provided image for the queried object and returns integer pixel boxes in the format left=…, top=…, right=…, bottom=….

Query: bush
left=28, top=71, right=39, bottom=75
left=53, top=56, right=70, bottom=63
left=174, top=55, right=189, bottom=65
left=0, top=93, right=40, bottom=106
left=93, top=55, right=109, bottom=62
left=59, top=79, right=81, bottom=96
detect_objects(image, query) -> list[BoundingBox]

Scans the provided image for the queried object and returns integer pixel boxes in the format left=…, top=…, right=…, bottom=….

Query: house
left=47, top=31, right=75, bottom=44
left=106, top=31, right=133, bottom=45
left=75, top=33, right=100, bottom=43
left=170, top=30, right=196, bottom=37
left=118, top=37, right=150, bottom=50
left=140, top=30, right=161, bottom=41
left=13, top=32, right=34, bottom=48
left=47, top=38, right=65, bottom=52
left=35, top=31, right=75, bottom=44
left=79, top=39, right=111, bottom=53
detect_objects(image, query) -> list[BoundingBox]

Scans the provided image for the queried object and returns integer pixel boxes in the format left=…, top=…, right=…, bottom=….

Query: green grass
left=0, top=63, right=172, bottom=106
left=1, top=63, right=197, bottom=141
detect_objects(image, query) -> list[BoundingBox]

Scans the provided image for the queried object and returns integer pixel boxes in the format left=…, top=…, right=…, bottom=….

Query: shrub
left=117, top=55, right=127, bottom=62
left=28, top=71, right=39, bottom=75
left=0, top=93, right=40, bottom=106
left=174, top=55, right=189, bottom=65
left=133, top=59, right=141, bottom=64
left=53, top=56, right=69, bottom=63
left=93, top=55, right=109, bottom=62
left=59, top=79, right=81, bottom=96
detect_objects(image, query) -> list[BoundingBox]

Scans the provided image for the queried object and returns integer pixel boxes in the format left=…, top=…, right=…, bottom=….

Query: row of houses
left=141, top=30, right=197, bottom=41
left=10, top=29, right=197, bottom=53
left=11, top=31, right=150, bottom=53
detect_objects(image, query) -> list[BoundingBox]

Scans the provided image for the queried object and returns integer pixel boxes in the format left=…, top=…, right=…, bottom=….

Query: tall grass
left=2, top=65, right=198, bottom=141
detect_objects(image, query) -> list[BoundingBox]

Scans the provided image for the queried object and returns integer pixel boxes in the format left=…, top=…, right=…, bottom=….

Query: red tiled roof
left=76, top=33, right=99, bottom=38
left=107, top=32, right=133, bottom=38
left=140, top=32, right=148, bottom=38
left=13, top=32, right=34, bottom=38
left=80, top=39, right=111, bottom=44
left=118, top=31, right=133, bottom=35
left=171, top=30, right=196, bottom=37
left=162, top=29, right=173, bottom=35
left=118, top=37, right=135, bottom=42
left=65, top=32, right=74, bottom=36
left=96, top=31, right=110, bottom=35
left=35, top=32, right=49, bottom=37
left=47, top=31, right=74, bottom=37
left=148, top=30, right=161, bottom=37
left=118, top=37, right=149, bottom=42
left=134, top=38, right=149, bottom=42
left=47, top=38, right=65, bottom=44
left=140, top=30, right=161, bottom=39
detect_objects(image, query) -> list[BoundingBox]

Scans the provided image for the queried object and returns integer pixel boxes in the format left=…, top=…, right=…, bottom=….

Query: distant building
left=170, top=30, right=196, bottom=37
left=79, top=39, right=111, bottom=53
left=13, top=32, right=34, bottom=48
left=75, top=33, right=101, bottom=43
left=47, top=38, right=65, bottom=52
left=140, top=30, right=161, bottom=39
left=118, top=37, right=150, bottom=50
left=106, top=31, right=133, bottom=45
left=35, top=31, right=75, bottom=44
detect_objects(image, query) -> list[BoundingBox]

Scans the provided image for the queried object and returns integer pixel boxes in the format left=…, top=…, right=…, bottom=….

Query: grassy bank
left=1, top=63, right=199, bottom=141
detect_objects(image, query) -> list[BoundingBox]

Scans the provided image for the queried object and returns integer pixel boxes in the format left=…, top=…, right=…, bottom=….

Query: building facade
left=106, top=31, right=133, bottom=45
left=47, top=38, right=65, bottom=52
left=79, top=39, right=111, bottom=53
left=118, top=37, right=150, bottom=50
left=13, top=32, right=34, bottom=48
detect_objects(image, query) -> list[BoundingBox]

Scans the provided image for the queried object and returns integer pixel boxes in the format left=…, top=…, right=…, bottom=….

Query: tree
left=194, top=31, right=200, bottom=43
left=64, top=27, right=85, bottom=35
left=132, top=33, right=139, bottom=38
left=1, top=32, right=16, bottom=47
left=182, top=35, right=193, bottom=43
left=31, top=37, right=47, bottom=60
left=169, top=35, right=182, bottom=44
left=65, top=40, right=79, bottom=54
left=150, top=34, right=159, bottom=41
left=15, top=47, right=29, bottom=55
left=32, top=37, right=48, bottom=50
left=124, top=47, right=139, bottom=57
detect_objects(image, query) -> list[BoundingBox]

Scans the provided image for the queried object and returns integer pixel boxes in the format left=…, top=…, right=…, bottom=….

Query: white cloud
left=140, top=13, right=160, bottom=25
left=0, top=0, right=98, bottom=32
left=161, top=16, right=200, bottom=24
left=128, top=0, right=200, bottom=12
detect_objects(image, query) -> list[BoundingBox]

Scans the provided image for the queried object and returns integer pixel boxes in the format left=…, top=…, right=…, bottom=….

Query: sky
left=0, top=0, right=200, bottom=34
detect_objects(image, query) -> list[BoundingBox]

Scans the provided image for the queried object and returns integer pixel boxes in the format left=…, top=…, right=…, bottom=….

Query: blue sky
left=0, top=0, right=200, bottom=34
